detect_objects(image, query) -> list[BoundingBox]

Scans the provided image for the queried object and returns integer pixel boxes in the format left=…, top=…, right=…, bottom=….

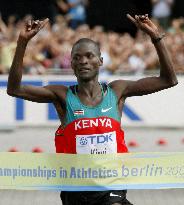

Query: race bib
left=76, top=131, right=117, bottom=154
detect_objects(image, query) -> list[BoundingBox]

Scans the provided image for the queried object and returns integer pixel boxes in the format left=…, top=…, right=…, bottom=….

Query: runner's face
left=71, top=43, right=103, bottom=81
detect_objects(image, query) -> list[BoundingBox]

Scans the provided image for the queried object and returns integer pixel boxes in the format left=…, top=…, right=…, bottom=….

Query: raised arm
left=7, top=18, right=65, bottom=103
left=110, top=14, right=178, bottom=99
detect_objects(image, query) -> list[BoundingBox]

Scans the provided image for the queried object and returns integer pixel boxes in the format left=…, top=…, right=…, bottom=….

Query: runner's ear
left=99, top=57, right=103, bottom=66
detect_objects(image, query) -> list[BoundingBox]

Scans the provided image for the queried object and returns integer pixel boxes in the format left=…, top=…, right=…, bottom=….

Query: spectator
left=0, top=13, right=183, bottom=74
left=151, top=0, right=174, bottom=30
left=0, top=38, right=16, bottom=73
left=66, top=0, right=88, bottom=29
left=128, top=43, right=146, bottom=75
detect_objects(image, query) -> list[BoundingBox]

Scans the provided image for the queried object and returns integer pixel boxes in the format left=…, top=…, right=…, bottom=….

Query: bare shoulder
left=44, top=84, right=68, bottom=100
left=109, top=80, right=128, bottom=88
left=108, top=80, right=130, bottom=100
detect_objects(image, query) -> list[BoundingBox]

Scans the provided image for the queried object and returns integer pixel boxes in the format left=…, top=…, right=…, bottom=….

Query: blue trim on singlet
left=65, top=84, right=121, bottom=125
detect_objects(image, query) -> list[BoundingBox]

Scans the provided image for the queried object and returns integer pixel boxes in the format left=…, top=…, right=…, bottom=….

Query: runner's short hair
left=71, top=38, right=101, bottom=57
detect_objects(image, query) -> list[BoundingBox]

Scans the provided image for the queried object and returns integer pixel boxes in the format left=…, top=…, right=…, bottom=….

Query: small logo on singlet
left=110, top=193, right=122, bottom=197
left=74, top=109, right=84, bottom=116
left=101, top=107, right=112, bottom=113
left=79, top=137, right=88, bottom=145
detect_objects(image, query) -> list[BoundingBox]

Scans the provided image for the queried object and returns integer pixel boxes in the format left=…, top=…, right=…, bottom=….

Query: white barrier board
left=0, top=75, right=183, bottom=128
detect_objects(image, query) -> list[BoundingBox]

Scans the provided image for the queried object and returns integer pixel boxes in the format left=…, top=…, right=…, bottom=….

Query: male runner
left=7, top=14, right=178, bottom=205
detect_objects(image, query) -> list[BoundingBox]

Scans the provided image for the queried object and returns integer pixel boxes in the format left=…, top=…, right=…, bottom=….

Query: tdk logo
left=77, top=132, right=116, bottom=146
left=87, top=134, right=113, bottom=145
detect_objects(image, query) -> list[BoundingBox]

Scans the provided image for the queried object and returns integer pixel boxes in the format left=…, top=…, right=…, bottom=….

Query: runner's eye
left=86, top=53, right=94, bottom=59
left=73, top=55, right=80, bottom=61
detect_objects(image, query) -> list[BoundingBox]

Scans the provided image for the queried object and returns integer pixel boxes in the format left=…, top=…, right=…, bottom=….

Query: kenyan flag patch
left=74, top=109, right=84, bottom=116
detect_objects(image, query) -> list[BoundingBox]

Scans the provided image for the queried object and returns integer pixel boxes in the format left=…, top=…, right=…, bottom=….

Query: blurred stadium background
left=0, top=0, right=184, bottom=204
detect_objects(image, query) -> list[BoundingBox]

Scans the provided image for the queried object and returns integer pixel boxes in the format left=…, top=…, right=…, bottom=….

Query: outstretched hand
left=127, top=14, right=160, bottom=39
left=19, top=18, right=49, bottom=43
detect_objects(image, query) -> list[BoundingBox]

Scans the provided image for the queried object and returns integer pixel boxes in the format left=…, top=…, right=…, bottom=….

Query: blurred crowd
left=0, top=0, right=183, bottom=75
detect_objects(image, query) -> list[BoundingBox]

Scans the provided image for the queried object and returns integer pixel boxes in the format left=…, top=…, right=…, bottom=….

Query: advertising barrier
left=0, top=75, right=183, bottom=128
left=0, top=152, right=184, bottom=191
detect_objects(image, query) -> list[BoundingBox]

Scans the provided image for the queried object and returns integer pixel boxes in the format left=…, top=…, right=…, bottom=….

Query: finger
left=39, top=18, right=49, bottom=30
left=145, top=19, right=157, bottom=28
left=27, top=20, right=32, bottom=26
left=134, top=15, right=146, bottom=27
left=135, top=15, right=140, bottom=23
left=126, top=14, right=136, bottom=24
left=140, top=14, right=149, bottom=21
left=135, top=15, right=139, bottom=20
left=33, top=20, right=39, bottom=26
left=33, top=20, right=46, bottom=32
left=26, top=20, right=32, bottom=31
left=34, top=20, right=39, bottom=25
left=137, top=15, right=148, bottom=24
left=139, top=15, right=148, bottom=21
